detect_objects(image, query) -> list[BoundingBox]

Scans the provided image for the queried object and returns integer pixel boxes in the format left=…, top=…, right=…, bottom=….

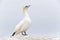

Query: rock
left=0, top=34, right=60, bottom=40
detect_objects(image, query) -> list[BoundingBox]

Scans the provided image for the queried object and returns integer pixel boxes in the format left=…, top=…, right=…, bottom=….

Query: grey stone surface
left=1, top=34, right=60, bottom=40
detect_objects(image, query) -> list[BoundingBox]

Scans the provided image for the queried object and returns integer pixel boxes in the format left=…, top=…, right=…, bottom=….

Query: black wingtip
left=11, top=32, right=16, bottom=36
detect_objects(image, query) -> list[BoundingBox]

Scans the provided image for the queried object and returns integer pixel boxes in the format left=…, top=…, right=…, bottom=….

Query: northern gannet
left=11, top=5, right=31, bottom=36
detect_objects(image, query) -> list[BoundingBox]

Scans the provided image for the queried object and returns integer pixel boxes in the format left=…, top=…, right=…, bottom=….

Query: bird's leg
left=22, top=31, right=28, bottom=36
left=24, top=31, right=27, bottom=35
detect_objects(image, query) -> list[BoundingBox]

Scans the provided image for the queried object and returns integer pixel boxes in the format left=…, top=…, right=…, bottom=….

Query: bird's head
left=23, top=5, right=30, bottom=9
left=23, top=5, right=30, bottom=13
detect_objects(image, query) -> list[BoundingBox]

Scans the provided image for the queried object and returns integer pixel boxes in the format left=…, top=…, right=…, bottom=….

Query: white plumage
left=11, top=5, right=31, bottom=36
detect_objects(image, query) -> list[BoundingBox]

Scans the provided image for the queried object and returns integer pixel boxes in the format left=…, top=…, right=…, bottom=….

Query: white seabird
left=11, top=5, right=31, bottom=36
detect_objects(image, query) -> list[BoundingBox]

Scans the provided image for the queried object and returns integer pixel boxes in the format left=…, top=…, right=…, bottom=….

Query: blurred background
left=0, top=0, right=60, bottom=37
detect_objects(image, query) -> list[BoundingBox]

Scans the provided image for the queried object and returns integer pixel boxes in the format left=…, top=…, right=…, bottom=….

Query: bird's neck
left=24, top=12, right=31, bottom=22
left=24, top=12, right=29, bottom=17
left=23, top=8, right=30, bottom=18
left=23, top=6, right=31, bottom=22
left=23, top=10, right=31, bottom=22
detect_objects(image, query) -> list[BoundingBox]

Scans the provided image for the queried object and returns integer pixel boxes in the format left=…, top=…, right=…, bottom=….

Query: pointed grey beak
left=25, top=5, right=30, bottom=8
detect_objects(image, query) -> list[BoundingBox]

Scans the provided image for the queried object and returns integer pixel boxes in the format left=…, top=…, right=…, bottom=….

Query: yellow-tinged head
left=23, top=5, right=30, bottom=13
